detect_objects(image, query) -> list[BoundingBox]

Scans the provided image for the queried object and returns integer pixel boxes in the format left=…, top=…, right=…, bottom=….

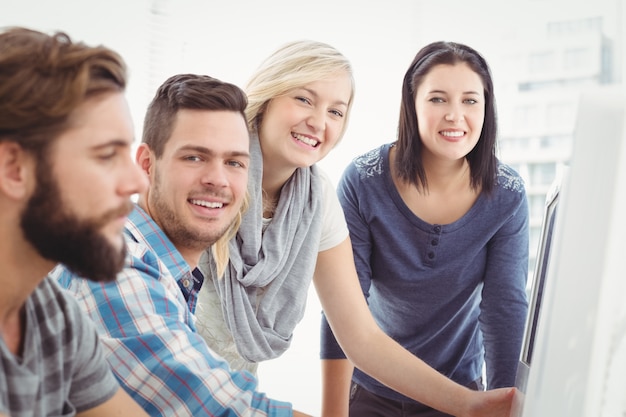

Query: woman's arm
left=318, top=162, right=370, bottom=417
left=314, top=238, right=515, bottom=417
left=481, top=182, right=530, bottom=388
left=320, top=358, right=354, bottom=417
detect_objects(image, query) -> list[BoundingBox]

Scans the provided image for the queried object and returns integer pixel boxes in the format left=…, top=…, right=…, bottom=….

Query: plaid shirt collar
left=125, top=205, right=206, bottom=308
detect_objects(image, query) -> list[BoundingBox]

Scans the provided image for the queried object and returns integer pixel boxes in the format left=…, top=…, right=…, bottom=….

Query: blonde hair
left=211, top=192, right=249, bottom=277
left=211, top=41, right=354, bottom=276
left=245, top=40, right=355, bottom=140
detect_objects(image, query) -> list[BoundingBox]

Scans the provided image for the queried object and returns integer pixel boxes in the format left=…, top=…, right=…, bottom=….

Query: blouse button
left=431, top=239, right=439, bottom=246
left=433, top=225, right=441, bottom=233
left=182, top=278, right=191, bottom=288
left=427, top=251, right=435, bottom=259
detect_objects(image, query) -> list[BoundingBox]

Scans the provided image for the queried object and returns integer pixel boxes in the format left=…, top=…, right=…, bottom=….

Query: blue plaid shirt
left=54, top=205, right=292, bottom=416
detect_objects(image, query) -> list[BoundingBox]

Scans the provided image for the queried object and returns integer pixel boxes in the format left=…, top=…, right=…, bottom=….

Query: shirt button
left=182, top=278, right=191, bottom=288
left=433, top=225, right=441, bottom=233
left=431, top=239, right=439, bottom=246
left=427, top=252, right=435, bottom=259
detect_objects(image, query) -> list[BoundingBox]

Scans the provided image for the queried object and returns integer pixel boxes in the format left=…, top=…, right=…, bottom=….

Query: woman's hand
left=463, top=387, right=517, bottom=417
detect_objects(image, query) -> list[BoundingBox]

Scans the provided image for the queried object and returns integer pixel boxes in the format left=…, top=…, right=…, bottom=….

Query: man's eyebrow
left=91, top=138, right=133, bottom=149
left=176, top=144, right=250, bottom=158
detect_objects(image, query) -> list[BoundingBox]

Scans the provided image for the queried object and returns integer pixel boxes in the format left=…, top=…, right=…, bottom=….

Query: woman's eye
left=465, top=98, right=478, bottom=105
left=329, top=109, right=344, bottom=117
left=295, top=96, right=312, bottom=105
left=429, top=97, right=445, bottom=103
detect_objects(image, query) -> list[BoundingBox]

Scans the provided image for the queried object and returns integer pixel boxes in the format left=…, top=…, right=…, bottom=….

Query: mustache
left=93, top=200, right=135, bottom=229
left=188, top=190, right=232, bottom=203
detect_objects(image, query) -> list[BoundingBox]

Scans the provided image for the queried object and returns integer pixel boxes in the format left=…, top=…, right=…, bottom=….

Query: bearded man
left=0, top=26, right=149, bottom=416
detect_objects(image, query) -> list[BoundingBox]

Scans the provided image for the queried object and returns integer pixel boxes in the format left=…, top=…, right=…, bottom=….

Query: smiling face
left=257, top=71, right=352, bottom=176
left=140, top=109, right=249, bottom=260
left=415, top=62, right=485, bottom=164
left=21, top=91, right=148, bottom=281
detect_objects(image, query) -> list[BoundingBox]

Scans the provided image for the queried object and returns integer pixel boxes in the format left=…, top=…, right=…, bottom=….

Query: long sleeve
left=480, top=169, right=530, bottom=388
left=53, top=215, right=293, bottom=417
left=320, top=143, right=530, bottom=403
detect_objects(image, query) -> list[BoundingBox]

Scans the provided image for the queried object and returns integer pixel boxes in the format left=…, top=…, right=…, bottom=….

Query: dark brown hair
left=395, top=41, right=497, bottom=193
left=0, top=26, right=127, bottom=157
left=142, top=74, right=248, bottom=158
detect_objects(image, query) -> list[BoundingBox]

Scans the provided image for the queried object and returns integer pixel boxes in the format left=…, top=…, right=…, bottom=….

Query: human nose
left=306, top=108, right=326, bottom=133
left=201, top=161, right=229, bottom=188
left=121, top=158, right=149, bottom=197
left=444, top=104, right=465, bottom=123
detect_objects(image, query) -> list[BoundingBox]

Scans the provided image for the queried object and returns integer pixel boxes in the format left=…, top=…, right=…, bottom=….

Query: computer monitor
left=511, top=86, right=626, bottom=417
left=514, top=170, right=564, bottom=396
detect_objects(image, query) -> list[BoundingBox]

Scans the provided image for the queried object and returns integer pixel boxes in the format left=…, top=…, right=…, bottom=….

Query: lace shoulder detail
left=497, top=163, right=525, bottom=193
left=354, top=146, right=384, bottom=179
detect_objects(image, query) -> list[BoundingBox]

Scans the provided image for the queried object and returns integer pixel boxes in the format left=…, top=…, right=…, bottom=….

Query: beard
left=20, top=160, right=132, bottom=283
left=150, top=168, right=233, bottom=251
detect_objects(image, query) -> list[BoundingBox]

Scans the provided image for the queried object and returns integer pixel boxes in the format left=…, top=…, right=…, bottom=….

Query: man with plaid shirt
left=55, top=74, right=310, bottom=417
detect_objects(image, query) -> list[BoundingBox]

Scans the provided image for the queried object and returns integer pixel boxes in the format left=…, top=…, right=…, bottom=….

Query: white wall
left=0, top=1, right=418, bottom=413
left=2, top=1, right=620, bottom=415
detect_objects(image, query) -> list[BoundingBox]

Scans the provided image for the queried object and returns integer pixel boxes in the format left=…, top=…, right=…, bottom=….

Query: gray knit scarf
left=205, top=134, right=323, bottom=362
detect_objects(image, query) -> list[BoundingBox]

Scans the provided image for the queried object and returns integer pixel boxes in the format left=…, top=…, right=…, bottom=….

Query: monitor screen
left=521, top=176, right=562, bottom=366
left=514, top=171, right=564, bottom=393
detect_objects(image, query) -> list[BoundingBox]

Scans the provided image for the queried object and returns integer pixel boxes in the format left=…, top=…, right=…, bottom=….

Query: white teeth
left=190, top=199, right=223, bottom=208
left=292, top=133, right=319, bottom=147
left=441, top=131, right=464, bottom=138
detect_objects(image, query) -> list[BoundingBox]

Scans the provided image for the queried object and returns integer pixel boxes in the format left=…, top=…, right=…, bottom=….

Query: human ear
left=135, top=143, right=155, bottom=179
left=0, top=142, right=33, bottom=201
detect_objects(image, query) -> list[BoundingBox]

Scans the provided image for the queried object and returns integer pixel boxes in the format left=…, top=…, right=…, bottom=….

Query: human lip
left=101, top=216, right=128, bottom=245
left=189, top=198, right=225, bottom=209
left=101, top=201, right=133, bottom=229
left=440, top=130, right=465, bottom=140
left=291, top=132, right=320, bottom=148
left=110, top=215, right=127, bottom=231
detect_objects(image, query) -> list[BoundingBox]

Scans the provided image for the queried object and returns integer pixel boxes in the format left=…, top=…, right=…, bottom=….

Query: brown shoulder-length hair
left=0, top=26, right=126, bottom=158
left=394, top=41, right=497, bottom=194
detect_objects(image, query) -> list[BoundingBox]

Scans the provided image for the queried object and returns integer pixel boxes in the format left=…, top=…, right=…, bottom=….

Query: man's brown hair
left=0, top=26, right=127, bottom=157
